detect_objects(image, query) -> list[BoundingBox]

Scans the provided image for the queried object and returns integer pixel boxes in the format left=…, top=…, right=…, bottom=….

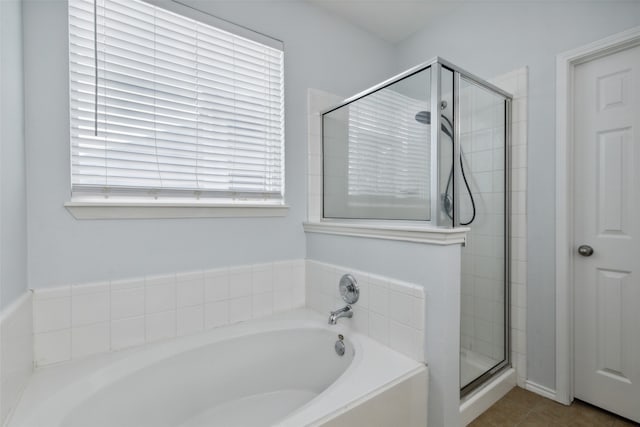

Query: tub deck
left=8, top=309, right=426, bottom=427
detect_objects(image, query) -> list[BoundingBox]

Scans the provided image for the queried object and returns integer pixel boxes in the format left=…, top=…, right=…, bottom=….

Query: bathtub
left=8, top=309, right=427, bottom=427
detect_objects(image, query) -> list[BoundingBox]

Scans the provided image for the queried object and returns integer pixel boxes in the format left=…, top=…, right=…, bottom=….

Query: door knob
left=577, top=245, right=594, bottom=257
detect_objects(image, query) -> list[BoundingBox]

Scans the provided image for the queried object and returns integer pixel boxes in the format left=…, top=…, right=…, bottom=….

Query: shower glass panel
left=320, top=58, right=512, bottom=397
left=323, top=68, right=432, bottom=221
left=459, top=77, right=508, bottom=392
left=437, top=67, right=454, bottom=227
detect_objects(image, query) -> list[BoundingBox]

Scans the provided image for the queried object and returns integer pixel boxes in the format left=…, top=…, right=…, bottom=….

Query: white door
left=573, top=44, right=640, bottom=423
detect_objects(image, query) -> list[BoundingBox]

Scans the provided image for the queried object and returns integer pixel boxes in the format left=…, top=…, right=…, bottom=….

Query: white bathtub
left=8, top=309, right=426, bottom=427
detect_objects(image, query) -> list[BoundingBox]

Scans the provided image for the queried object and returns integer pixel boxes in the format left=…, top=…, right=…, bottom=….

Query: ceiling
left=305, top=0, right=455, bottom=44
left=305, top=0, right=632, bottom=44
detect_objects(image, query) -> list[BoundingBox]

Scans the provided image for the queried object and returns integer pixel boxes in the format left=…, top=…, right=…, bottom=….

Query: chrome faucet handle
left=339, top=274, right=359, bottom=304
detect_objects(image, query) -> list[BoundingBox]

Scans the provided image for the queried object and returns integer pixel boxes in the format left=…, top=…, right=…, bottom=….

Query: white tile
left=369, top=283, right=388, bottom=316
left=273, top=290, right=293, bottom=313
left=145, top=311, right=176, bottom=343
left=33, top=286, right=70, bottom=300
left=512, top=144, right=527, bottom=169
left=273, top=261, right=293, bottom=292
left=512, top=306, right=526, bottom=332
left=292, top=260, right=305, bottom=284
left=204, top=269, right=229, bottom=302
left=369, top=311, right=389, bottom=346
left=252, top=292, right=273, bottom=319
left=145, top=274, right=174, bottom=287
left=72, top=322, right=109, bottom=359
left=177, top=305, right=203, bottom=336
left=351, top=305, right=369, bottom=335
left=388, top=291, right=418, bottom=328
left=72, top=292, right=109, bottom=326
left=513, top=329, right=527, bottom=354
left=512, top=121, right=527, bottom=147
left=475, top=319, right=493, bottom=343
left=145, top=282, right=175, bottom=314
left=71, top=281, right=109, bottom=295
left=111, top=286, right=144, bottom=320
left=229, top=267, right=252, bottom=298
left=252, top=264, right=273, bottom=294
left=291, top=279, right=306, bottom=308
left=204, top=301, right=229, bottom=329
left=513, top=98, right=527, bottom=123
left=176, top=272, right=204, bottom=308
left=34, top=297, right=70, bottom=333
left=111, top=316, right=145, bottom=350
left=389, top=321, right=421, bottom=361
left=34, top=329, right=71, bottom=366
left=229, top=296, right=251, bottom=323
left=110, top=277, right=145, bottom=291
left=320, top=265, right=338, bottom=294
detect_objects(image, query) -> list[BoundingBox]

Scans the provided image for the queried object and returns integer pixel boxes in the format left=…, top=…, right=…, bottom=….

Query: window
left=68, top=0, right=284, bottom=205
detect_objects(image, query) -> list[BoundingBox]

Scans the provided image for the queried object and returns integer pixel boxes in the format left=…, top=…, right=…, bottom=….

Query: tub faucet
left=328, top=305, right=353, bottom=325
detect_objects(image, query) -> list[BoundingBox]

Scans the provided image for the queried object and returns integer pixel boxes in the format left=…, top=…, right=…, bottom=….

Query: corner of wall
left=0, top=291, right=33, bottom=426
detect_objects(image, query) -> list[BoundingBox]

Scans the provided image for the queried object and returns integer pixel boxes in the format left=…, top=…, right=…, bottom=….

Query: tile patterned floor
left=469, top=387, right=639, bottom=426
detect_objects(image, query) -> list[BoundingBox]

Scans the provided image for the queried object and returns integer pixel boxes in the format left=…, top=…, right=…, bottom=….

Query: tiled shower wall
left=32, top=261, right=305, bottom=366
left=460, top=68, right=528, bottom=386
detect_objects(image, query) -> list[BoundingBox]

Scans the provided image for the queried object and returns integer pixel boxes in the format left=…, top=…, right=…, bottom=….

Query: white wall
left=22, top=0, right=395, bottom=289
left=393, top=2, right=640, bottom=390
left=0, top=0, right=28, bottom=311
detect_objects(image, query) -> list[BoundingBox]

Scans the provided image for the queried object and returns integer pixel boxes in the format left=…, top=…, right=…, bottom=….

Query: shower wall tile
left=31, top=259, right=306, bottom=367
left=307, top=89, right=344, bottom=222
left=492, top=67, right=529, bottom=388
left=305, top=259, right=426, bottom=362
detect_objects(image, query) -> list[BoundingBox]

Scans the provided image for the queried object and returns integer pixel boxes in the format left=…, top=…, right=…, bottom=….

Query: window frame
left=66, top=0, right=288, bottom=219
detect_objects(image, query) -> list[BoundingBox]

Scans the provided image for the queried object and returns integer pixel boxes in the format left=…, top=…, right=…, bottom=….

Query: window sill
left=302, top=221, right=469, bottom=245
left=65, top=201, right=289, bottom=220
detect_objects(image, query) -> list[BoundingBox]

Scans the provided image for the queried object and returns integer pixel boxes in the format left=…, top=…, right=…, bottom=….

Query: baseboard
left=525, top=380, right=558, bottom=401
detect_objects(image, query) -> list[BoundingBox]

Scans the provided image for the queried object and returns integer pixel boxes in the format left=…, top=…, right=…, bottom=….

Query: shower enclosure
left=321, top=58, right=512, bottom=396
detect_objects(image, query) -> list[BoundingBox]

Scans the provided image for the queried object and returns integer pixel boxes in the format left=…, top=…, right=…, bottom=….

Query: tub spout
left=328, top=305, right=353, bottom=325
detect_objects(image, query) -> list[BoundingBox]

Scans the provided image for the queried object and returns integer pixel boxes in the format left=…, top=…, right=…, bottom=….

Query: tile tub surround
left=305, top=260, right=426, bottom=362
left=0, top=292, right=33, bottom=425
left=32, top=260, right=305, bottom=367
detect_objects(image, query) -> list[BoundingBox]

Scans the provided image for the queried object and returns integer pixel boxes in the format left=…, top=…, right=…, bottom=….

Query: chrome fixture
left=335, top=334, right=346, bottom=356
left=329, top=274, right=359, bottom=324
left=339, top=274, right=359, bottom=304
left=328, top=305, right=353, bottom=325
left=414, top=104, right=476, bottom=225
left=578, top=244, right=594, bottom=257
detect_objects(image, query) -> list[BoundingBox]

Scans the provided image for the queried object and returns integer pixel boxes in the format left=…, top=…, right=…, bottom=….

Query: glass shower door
left=458, top=76, right=509, bottom=392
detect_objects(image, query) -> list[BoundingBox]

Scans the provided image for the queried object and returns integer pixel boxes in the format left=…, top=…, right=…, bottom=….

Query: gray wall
left=393, top=2, right=640, bottom=390
left=0, top=0, right=28, bottom=311
left=22, top=0, right=395, bottom=289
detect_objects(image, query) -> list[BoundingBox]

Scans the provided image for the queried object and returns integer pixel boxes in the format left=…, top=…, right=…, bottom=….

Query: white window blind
left=68, top=0, right=284, bottom=203
left=347, top=89, right=430, bottom=201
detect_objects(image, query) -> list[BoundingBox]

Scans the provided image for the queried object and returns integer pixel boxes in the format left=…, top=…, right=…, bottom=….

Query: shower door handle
left=577, top=245, right=594, bottom=257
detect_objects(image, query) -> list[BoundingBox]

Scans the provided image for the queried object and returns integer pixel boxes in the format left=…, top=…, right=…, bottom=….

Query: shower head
left=415, top=110, right=431, bottom=125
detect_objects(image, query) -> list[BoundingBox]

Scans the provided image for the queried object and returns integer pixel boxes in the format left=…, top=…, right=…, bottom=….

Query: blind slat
left=69, top=0, right=284, bottom=200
